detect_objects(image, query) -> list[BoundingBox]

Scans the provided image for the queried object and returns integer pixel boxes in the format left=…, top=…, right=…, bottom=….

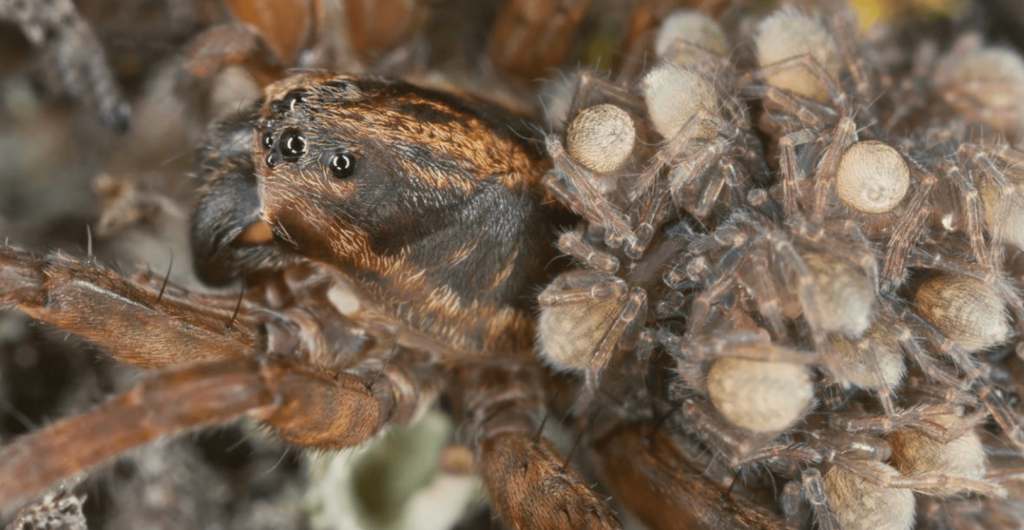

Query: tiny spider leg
left=556, top=229, right=620, bottom=274
left=544, top=135, right=637, bottom=250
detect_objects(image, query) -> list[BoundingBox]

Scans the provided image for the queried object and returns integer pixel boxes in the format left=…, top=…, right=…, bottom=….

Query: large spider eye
left=328, top=152, right=356, bottom=179
left=279, top=128, right=306, bottom=160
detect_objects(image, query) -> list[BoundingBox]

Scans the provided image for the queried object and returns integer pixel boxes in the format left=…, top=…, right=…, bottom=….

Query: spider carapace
left=194, top=72, right=562, bottom=359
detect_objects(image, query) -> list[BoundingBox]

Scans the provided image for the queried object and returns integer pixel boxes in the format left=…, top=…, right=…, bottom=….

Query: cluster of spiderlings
left=537, top=5, right=1024, bottom=530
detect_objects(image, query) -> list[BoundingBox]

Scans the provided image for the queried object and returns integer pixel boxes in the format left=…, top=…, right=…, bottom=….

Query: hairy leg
left=452, top=362, right=620, bottom=530
left=1, top=245, right=256, bottom=368
left=0, top=351, right=438, bottom=512
left=596, top=422, right=795, bottom=530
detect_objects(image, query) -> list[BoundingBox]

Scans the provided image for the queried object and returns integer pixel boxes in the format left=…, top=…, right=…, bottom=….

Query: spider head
left=191, top=74, right=562, bottom=354
left=252, top=73, right=556, bottom=292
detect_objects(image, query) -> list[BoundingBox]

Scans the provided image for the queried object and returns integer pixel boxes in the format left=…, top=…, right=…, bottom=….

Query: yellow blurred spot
left=850, top=0, right=889, bottom=30
left=852, top=0, right=969, bottom=30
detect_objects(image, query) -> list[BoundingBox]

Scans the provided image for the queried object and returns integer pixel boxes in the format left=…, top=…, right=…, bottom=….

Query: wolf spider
left=663, top=210, right=877, bottom=358
left=0, top=73, right=642, bottom=529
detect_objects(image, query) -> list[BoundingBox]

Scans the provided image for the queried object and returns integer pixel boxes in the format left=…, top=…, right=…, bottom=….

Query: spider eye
left=284, top=89, right=306, bottom=111
left=328, top=152, right=356, bottom=179
left=261, top=132, right=274, bottom=150
left=271, top=89, right=307, bottom=115
left=265, top=152, right=281, bottom=168
left=279, top=128, right=306, bottom=160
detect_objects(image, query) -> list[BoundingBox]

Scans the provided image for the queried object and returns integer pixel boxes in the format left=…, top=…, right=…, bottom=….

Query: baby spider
left=898, top=235, right=1024, bottom=364
left=887, top=411, right=990, bottom=497
left=749, top=411, right=1004, bottom=530
left=541, top=71, right=648, bottom=252
left=741, top=9, right=954, bottom=296
left=666, top=210, right=878, bottom=362
left=701, top=343, right=815, bottom=435
left=932, top=33, right=1024, bottom=138
left=536, top=268, right=646, bottom=388
left=759, top=78, right=1017, bottom=295
left=656, top=311, right=817, bottom=442
left=744, top=8, right=867, bottom=221
left=653, top=9, right=729, bottom=70
left=818, top=462, right=915, bottom=530
left=636, top=54, right=761, bottom=224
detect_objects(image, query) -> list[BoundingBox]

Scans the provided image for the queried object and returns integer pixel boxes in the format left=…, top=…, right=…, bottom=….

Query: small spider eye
left=279, top=128, right=306, bottom=160
left=328, top=152, right=356, bottom=179
left=261, top=133, right=274, bottom=150
left=285, top=90, right=305, bottom=111
left=265, top=151, right=281, bottom=168
left=271, top=89, right=307, bottom=115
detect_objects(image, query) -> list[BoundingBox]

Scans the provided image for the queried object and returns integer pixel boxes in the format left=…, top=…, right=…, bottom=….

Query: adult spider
left=0, top=73, right=621, bottom=528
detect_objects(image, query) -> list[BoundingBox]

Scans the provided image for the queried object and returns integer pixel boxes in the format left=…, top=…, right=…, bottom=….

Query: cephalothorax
left=193, top=73, right=561, bottom=359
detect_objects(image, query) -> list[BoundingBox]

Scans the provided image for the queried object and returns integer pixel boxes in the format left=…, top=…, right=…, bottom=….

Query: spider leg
left=596, top=422, right=793, bottom=530
left=181, top=22, right=284, bottom=88
left=896, top=302, right=985, bottom=382
left=488, top=0, right=590, bottom=81
left=801, top=468, right=842, bottom=530
left=942, top=162, right=990, bottom=267
left=827, top=11, right=872, bottom=104
left=624, top=182, right=672, bottom=260
left=745, top=84, right=832, bottom=130
left=749, top=53, right=851, bottom=116
left=0, top=245, right=256, bottom=368
left=452, top=362, right=619, bottom=530
left=766, top=233, right=826, bottom=348
left=691, top=158, right=743, bottom=220
left=810, top=116, right=857, bottom=223
left=881, top=171, right=937, bottom=292
left=538, top=275, right=627, bottom=307
left=0, top=359, right=271, bottom=510
left=979, top=385, right=1024, bottom=452
left=667, top=137, right=729, bottom=216
left=557, top=229, right=620, bottom=274
left=0, top=352, right=439, bottom=512
left=659, top=329, right=820, bottom=366
left=676, top=399, right=761, bottom=463
left=544, top=135, right=637, bottom=250
left=832, top=453, right=1006, bottom=497
left=961, top=142, right=1019, bottom=273
left=584, top=286, right=647, bottom=389
left=685, top=273, right=740, bottom=340
left=857, top=338, right=896, bottom=415
left=829, top=404, right=963, bottom=435
left=777, top=129, right=816, bottom=217
left=749, top=247, right=789, bottom=339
